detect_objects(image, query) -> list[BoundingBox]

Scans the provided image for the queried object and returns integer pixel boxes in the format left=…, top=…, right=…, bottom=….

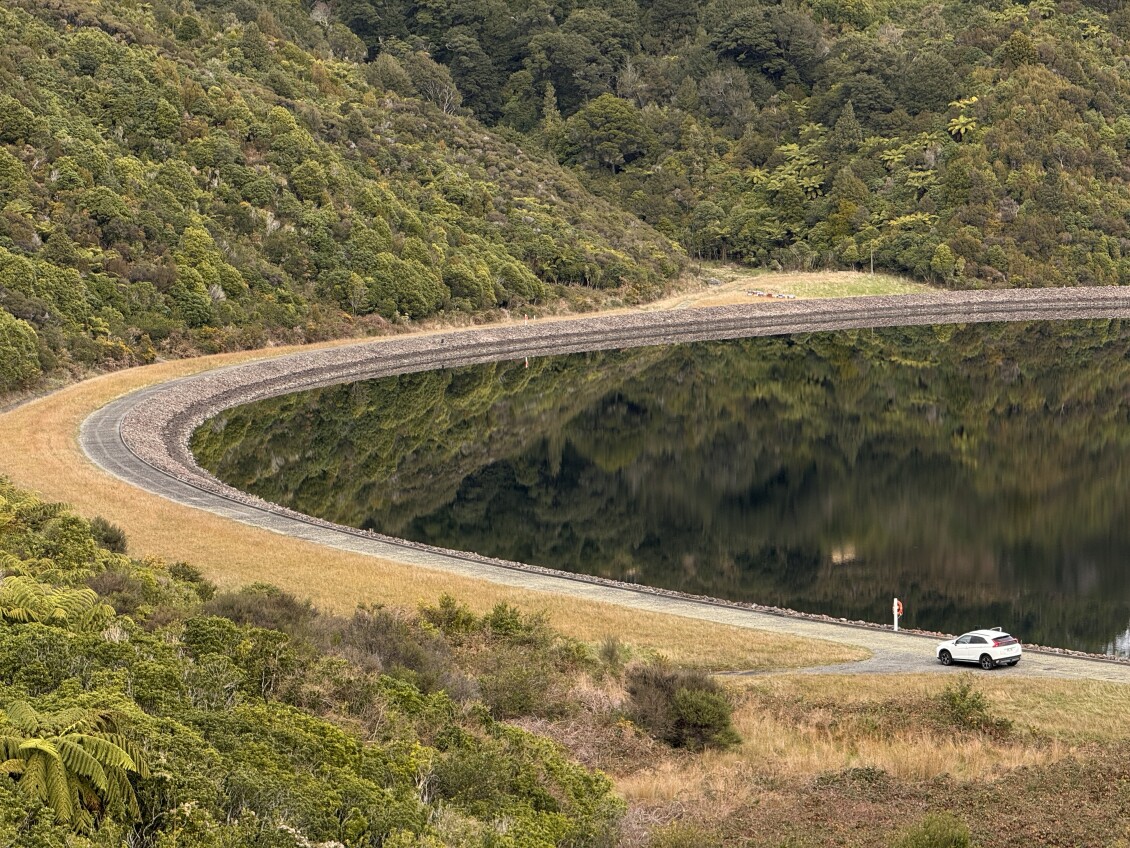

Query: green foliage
left=0, top=478, right=628, bottom=844
left=88, top=518, right=127, bottom=555
left=936, top=676, right=1012, bottom=738
left=0, top=701, right=149, bottom=832
left=625, top=664, right=740, bottom=751
left=0, top=0, right=680, bottom=394
left=327, top=0, right=1130, bottom=289
left=560, top=94, right=652, bottom=173
left=0, top=577, right=113, bottom=631
left=0, top=310, right=41, bottom=391
left=891, top=812, right=972, bottom=848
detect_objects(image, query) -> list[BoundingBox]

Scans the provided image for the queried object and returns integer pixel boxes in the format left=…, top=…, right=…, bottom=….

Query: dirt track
left=80, top=289, right=1130, bottom=682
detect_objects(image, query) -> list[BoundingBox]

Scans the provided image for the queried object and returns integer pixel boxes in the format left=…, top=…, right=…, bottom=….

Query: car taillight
left=992, top=639, right=1003, bottom=646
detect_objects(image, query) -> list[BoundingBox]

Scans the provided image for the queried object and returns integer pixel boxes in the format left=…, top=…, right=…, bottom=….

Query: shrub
left=599, top=635, right=627, bottom=673
left=205, top=583, right=315, bottom=633
left=419, top=593, right=477, bottom=639
left=333, top=604, right=469, bottom=697
left=86, top=569, right=149, bottom=614
left=936, top=676, right=1012, bottom=738
left=483, top=602, right=551, bottom=647
left=0, top=309, right=41, bottom=392
left=626, top=663, right=741, bottom=751
left=891, top=812, right=971, bottom=848
left=89, top=515, right=127, bottom=553
left=475, top=642, right=555, bottom=718
left=169, top=560, right=216, bottom=601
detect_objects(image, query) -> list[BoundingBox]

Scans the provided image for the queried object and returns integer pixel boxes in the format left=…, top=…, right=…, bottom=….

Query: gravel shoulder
left=79, top=290, right=1130, bottom=682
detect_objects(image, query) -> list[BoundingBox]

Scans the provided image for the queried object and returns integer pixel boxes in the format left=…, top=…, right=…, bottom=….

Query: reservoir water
left=192, top=320, right=1130, bottom=654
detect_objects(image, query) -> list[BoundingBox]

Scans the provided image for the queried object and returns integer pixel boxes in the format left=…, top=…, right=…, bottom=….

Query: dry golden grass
left=614, top=671, right=1127, bottom=812
left=736, top=672, right=1130, bottom=742
left=0, top=331, right=866, bottom=671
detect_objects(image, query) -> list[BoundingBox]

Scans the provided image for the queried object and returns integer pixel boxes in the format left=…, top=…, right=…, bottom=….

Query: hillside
left=0, top=0, right=682, bottom=393
left=6, top=0, right=1130, bottom=396
left=332, top=0, right=1130, bottom=287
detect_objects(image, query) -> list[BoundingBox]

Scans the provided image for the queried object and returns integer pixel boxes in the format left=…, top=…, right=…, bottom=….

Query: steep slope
left=0, top=0, right=682, bottom=393
left=335, top=0, right=1130, bottom=287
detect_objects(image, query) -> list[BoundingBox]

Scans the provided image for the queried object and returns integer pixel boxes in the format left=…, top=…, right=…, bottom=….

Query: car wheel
left=979, top=654, right=995, bottom=670
left=939, top=650, right=952, bottom=666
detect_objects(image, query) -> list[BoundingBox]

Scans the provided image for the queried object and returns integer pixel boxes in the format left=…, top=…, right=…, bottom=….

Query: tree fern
left=0, top=701, right=147, bottom=831
left=0, top=576, right=113, bottom=631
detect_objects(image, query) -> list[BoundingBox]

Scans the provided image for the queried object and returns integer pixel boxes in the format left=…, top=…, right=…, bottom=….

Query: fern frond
left=0, top=736, right=23, bottom=760
left=55, top=739, right=108, bottom=793
left=71, top=735, right=136, bottom=773
left=107, top=733, right=150, bottom=779
left=105, top=766, right=141, bottom=819
left=4, top=701, right=40, bottom=735
left=20, top=502, right=66, bottom=525
left=52, top=708, right=99, bottom=735
left=43, top=753, right=73, bottom=824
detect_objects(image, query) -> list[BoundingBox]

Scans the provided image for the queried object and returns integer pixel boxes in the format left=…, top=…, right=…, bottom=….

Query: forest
left=5, top=0, right=1130, bottom=393
left=0, top=0, right=681, bottom=394
left=340, top=0, right=1130, bottom=289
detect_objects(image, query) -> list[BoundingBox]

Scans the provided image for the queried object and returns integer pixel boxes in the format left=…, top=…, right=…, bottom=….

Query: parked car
left=936, top=628, right=1022, bottom=669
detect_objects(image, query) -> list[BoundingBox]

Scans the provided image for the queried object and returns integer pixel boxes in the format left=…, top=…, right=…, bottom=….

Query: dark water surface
left=193, top=320, right=1130, bottom=654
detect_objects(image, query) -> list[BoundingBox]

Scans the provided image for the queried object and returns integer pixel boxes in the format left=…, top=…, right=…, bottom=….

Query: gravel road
left=80, top=290, right=1130, bottom=682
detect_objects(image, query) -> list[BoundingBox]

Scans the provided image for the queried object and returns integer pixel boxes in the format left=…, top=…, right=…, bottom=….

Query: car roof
left=962, top=629, right=1011, bottom=638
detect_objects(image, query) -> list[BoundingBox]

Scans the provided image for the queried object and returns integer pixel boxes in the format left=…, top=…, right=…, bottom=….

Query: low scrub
left=626, top=663, right=741, bottom=751
left=891, top=812, right=972, bottom=848
left=936, top=676, right=1013, bottom=739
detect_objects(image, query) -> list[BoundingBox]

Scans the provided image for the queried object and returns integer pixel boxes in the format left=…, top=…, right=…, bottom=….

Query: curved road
left=81, top=290, right=1130, bottom=682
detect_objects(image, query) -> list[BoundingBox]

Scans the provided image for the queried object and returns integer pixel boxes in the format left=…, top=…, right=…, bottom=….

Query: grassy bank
left=604, top=672, right=1130, bottom=846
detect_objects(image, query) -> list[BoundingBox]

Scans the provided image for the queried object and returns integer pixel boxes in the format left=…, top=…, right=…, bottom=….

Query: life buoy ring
left=895, top=600, right=904, bottom=617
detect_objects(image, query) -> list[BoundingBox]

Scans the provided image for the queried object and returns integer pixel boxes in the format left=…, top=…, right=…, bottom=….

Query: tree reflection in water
left=193, top=320, right=1130, bottom=654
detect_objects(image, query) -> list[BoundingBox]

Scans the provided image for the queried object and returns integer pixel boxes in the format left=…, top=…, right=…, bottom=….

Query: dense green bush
left=936, top=676, right=1013, bottom=738
left=0, top=0, right=681, bottom=395
left=0, top=309, right=40, bottom=392
left=0, top=478, right=627, bottom=846
left=625, top=663, right=741, bottom=751
left=88, top=516, right=127, bottom=554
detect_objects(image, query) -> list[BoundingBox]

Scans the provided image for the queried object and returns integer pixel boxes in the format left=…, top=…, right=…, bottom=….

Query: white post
left=893, top=597, right=900, bottom=632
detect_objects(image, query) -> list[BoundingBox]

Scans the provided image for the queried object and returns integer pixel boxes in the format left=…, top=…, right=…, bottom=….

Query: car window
left=956, top=635, right=971, bottom=644
left=970, top=636, right=987, bottom=644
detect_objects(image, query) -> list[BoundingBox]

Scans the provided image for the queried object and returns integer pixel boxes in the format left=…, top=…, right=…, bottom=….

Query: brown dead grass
left=612, top=672, right=1130, bottom=847
left=616, top=671, right=1130, bottom=811
left=0, top=329, right=866, bottom=671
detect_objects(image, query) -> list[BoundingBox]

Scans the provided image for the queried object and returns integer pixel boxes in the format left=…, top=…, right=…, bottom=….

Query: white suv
left=936, top=628, right=1022, bottom=669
